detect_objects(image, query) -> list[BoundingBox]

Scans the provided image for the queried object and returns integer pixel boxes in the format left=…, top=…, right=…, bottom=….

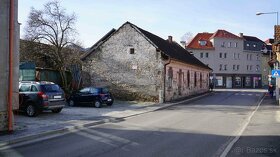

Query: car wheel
left=26, top=104, right=38, bottom=117
left=52, top=108, right=63, bottom=113
left=68, top=100, right=75, bottom=107
left=94, top=100, right=102, bottom=108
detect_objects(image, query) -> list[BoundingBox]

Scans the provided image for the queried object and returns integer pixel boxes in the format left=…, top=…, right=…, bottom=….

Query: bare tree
left=24, top=0, right=81, bottom=91
left=181, top=32, right=193, bottom=46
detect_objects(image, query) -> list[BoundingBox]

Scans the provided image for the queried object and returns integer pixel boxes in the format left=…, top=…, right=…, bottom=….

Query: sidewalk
left=227, top=95, right=280, bottom=157
left=0, top=93, right=209, bottom=148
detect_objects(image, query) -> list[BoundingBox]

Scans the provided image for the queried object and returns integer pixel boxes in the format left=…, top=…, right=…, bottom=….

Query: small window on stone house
left=129, top=48, right=135, bottom=54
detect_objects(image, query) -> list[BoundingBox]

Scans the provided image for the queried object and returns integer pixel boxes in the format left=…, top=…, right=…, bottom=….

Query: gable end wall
left=83, top=24, right=164, bottom=101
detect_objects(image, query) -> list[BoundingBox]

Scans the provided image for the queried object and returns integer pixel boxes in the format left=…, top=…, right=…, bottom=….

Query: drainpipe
left=8, top=0, right=15, bottom=132
left=163, top=57, right=171, bottom=102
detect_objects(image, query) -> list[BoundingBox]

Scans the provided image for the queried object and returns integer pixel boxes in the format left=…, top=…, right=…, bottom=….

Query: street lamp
left=256, top=11, right=279, bottom=99
left=256, top=12, right=278, bottom=25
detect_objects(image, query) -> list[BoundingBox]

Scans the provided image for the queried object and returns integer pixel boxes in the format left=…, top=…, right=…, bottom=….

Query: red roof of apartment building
left=186, top=33, right=214, bottom=50
left=186, top=29, right=243, bottom=50
left=210, top=29, right=242, bottom=39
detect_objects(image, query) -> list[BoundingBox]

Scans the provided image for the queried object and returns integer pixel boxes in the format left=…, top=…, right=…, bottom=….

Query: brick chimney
left=168, top=36, right=173, bottom=43
left=239, top=33, right=243, bottom=38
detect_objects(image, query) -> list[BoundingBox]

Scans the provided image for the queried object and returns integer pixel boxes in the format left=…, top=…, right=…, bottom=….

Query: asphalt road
left=1, top=90, right=278, bottom=157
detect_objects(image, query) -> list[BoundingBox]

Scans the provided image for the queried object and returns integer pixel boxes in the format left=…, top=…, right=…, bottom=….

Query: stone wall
left=83, top=24, right=164, bottom=102
left=165, top=60, right=209, bottom=101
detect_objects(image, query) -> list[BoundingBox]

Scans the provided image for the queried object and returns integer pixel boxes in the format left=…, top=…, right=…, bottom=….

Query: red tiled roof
left=210, top=29, right=242, bottom=39
left=186, top=33, right=214, bottom=50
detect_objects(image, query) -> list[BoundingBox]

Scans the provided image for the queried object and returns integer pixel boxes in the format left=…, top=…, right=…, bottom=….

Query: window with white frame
left=219, top=64, right=222, bottom=71
left=234, top=42, right=237, bottom=48
left=233, top=53, right=236, bottom=59
left=200, top=52, right=203, bottom=58
left=224, top=65, right=227, bottom=71
left=238, top=53, right=240, bottom=59
left=256, top=65, right=260, bottom=71
left=256, top=54, right=260, bottom=60
left=221, top=42, right=225, bottom=47
left=199, top=40, right=207, bottom=46
left=206, top=52, right=209, bottom=58
left=228, top=42, right=231, bottom=47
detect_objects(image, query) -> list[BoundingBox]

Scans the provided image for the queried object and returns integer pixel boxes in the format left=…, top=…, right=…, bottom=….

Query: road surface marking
left=276, top=111, right=280, bottom=123
left=219, top=95, right=264, bottom=157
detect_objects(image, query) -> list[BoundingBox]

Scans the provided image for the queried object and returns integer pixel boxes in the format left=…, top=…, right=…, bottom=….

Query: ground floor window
left=253, top=77, right=260, bottom=87
left=216, top=76, right=223, bottom=86
left=245, top=76, right=251, bottom=87
left=235, top=77, right=241, bottom=86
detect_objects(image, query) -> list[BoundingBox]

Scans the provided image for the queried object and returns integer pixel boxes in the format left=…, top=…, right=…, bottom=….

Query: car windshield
left=101, top=88, right=109, bottom=94
left=41, top=84, right=62, bottom=92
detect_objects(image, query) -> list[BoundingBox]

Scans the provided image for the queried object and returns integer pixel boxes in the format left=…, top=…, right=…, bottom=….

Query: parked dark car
left=19, top=81, right=65, bottom=117
left=68, top=87, right=114, bottom=108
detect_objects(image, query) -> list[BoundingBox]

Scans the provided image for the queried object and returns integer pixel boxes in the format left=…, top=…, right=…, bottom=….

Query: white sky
left=18, top=0, right=280, bottom=48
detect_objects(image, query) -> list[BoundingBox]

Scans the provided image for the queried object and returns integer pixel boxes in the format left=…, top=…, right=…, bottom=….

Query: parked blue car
left=68, top=87, right=114, bottom=108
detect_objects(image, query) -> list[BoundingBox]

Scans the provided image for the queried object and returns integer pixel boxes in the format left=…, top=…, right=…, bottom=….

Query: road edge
left=0, top=92, right=211, bottom=149
left=219, top=92, right=266, bottom=157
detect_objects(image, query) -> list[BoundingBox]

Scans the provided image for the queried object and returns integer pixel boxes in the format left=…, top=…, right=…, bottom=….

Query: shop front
left=212, top=74, right=262, bottom=89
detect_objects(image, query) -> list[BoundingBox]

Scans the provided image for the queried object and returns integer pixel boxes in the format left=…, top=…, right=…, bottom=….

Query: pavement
left=0, top=92, right=210, bottom=148
left=227, top=94, right=280, bottom=157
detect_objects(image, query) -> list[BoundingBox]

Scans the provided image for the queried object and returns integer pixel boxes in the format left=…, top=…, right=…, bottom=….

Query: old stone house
left=82, top=22, right=211, bottom=102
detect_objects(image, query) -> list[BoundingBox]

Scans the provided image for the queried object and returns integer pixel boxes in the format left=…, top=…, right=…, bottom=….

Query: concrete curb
left=0, top=92, right=211, bottom=148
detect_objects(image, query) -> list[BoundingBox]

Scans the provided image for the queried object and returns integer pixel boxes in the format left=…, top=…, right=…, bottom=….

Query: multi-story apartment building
left=186, top=30, right=262, bottom=88
left=262, top=39, right=275, bottom=87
